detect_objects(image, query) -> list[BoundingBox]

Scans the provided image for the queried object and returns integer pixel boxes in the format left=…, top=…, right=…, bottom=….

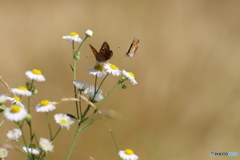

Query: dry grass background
left=1, top=0, right=240, bottom=160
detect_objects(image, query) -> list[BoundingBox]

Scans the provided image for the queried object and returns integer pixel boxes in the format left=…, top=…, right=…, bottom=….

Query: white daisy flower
left=88, top=64, right=107, bottom=77
left=54, top=113, right=74, bottom=130
left=6, top=96, right=25, bottom=108
left=84, top=85, right=104, bottom=103
left=11, top=86, right=32, bottom=96
left=4, top=105, right=27, bottom=121
left=6, top=128, right=22, bottom=141
left=0, top=95, right=8, bottom=104
left=39, top=138, right=54, bottom=152
left=119, top=149, right=139, bottom=160
left=104, top=63, right=121, bottom=76
left=85, top=29, right=93, bottom=37
left=62, top=32, right=83, bottom=43
left=25, top=69, right=45, bottom=82
left=23, top=145, right=41, bottom=156
left=73, top=81, right=89, bottom=91
left=0, top=148, right=8, bottom=159
left=122, top=70, right=137, bottom=85
left=35, top=100, right=56, bottom=112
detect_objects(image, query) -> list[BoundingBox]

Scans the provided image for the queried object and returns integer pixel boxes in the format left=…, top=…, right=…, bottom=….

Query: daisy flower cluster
left=88, top=63, right=137, bottom=85
left=0, top=68, right=75, bottom=160
left=0, top=29, right=140, bottom=160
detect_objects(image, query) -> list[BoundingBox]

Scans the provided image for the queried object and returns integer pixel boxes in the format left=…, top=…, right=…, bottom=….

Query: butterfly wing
left=126, top=37, right=140, bottom=58
left=90, top=42, right=113, bottom=63
left=89, top=44, right=98, bottom=58
left=98, top=41, right=113, bottom=62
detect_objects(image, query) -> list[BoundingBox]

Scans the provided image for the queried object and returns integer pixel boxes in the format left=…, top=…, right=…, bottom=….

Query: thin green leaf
left=66, top=114, right=78, bottom=120
left=70, top=64, right=74, bottom=71
left=78, top=121, right=94, bottom=132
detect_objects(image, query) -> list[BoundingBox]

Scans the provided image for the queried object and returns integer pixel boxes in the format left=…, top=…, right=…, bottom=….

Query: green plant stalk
left=46, top=112, right=53, bottom=140
left=66, top=37, right=89, bottom=160
left=51, top=126, right=62, bottom=141
left=100, top=111, right=119, bottom=151
left=77, top=36, right=88, bottom=52
left=65, top=124, right=81, bottom=160
left=72, top=41, right=80, bottom=119
left=27, top=97, right=33, bottom=143
left=94, top=82, right=120, bottom=113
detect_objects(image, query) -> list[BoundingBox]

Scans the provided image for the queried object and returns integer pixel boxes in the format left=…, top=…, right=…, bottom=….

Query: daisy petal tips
left=118, top=149, right=139, bottom=160
left=25, top=69, right=45, bottom=82
left=11, top=86, right=32, bottom=96
left=84, top=86, right=104, bottom=103
left=88, top=64, right=107, bottom=77
left=35, top=100, right=56, bottom=112
left=122, top=70, right=137, bottom=85
left=62, top=32, right=83, bottom=43
left=6, top=128, right=22, bottom=141
left=0, top=148, right=8, bottom=159
left=103, top=63, right=121, bottom=76
left=39, top=138, right=54, bottom=152
left=4, top=105, right=27, bottom=121
left=54, top=113, right=74, bottom=130
left=73, top=81, right=89, bottom=91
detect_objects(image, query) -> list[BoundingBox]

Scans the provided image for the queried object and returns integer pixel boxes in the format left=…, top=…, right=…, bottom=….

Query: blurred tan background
left=1, top=0, right=240, bottom=159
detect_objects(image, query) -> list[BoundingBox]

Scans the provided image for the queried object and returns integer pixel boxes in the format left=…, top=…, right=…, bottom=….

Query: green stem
left=66, top=36, right=89, bottom=160
left=51, top=127, right=62, bottom=141
left=97, top=73, right=109, bottom=92
left=46, top=112, right=53, bottom=140
left=81, top=104, right=91, bottom=120
left=79, top=91, right=83, bottom=116
left=18, top=121, right=30, bottom=156
left=65, top=125, right=81, bottom=160
left=72, top=41, right=80, bottom=119
left=77, top=36, right=88, bottom=52
left=94, top=82, right=120, bottom=113
left=100, top=111, right=119, bottom=151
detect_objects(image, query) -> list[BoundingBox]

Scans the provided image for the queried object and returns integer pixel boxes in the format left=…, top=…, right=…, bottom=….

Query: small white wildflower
left=73, top=81, right=89, bottom=91
left=62, top=32, right=83, bottom=43
left=35, top=100, right=56, bottom=112
left=6, top=128, right=22, bottom=141
left=0, top=95, right=8, bottom=104
left=25, top=69, right=45, bottom=82
left=85, top=29, right=93, bottom=37
left=54, top=114, right=74, bottom=130
left=4, top=105, right=27, bottom=121
left=88, top=64, right=107, bottom=77
left=23, top=145, right=41, bottom=155
left=84, top=86, right=104, bottom=103
left=11, top=86, right=32, bottom=96
left=119, top=149, right=139, bottom=160
left=122, top=70, right=137, bottom=85
left=0, top=148, right=8, bottom=159
left=39, top=138, right=54, bottom=152
left=104, top=63, right=121, bottom=76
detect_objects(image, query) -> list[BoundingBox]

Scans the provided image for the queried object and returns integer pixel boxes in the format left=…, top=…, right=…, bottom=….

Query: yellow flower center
left=125, top=149, right=134, bottom=155
left=128, top=72, right=135, bottom=78
left=13, top=97, right=21, bottom=101
left=70, top=32, right=79, bottom=37
left=32, top=69, right=42, bottom=75
left=94, top=64, right=104, bottom=71
left=60, top=119, right=67, bottom=124
left=18, top=86, right=27, bottom=90
left=10, top=105, right=21, bottom=113
left=40, top=100, right=50, bottom=106
left=110, top=64, right=118, bottom=70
